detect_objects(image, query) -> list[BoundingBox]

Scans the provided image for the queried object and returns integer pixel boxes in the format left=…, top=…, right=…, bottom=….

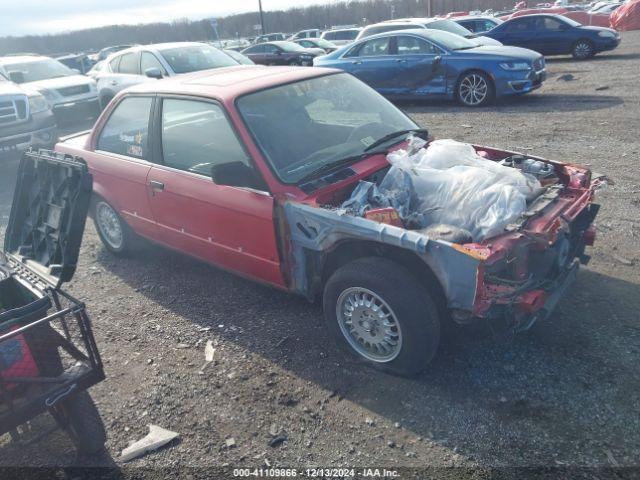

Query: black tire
left=323, top=257, right=441, bottom=377
left=51, top=391, right=106, bottom=456
left=99, top=94, right=114, bottom=110
left=93, top=197, right=134, bottom=255
left=456, top=71, right=495, bottom=107
left=572, top=39, right=595, bottom=60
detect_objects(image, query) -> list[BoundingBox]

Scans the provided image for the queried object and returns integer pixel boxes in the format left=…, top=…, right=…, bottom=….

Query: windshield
left=224, top=50, right=254, bottom=65
left=2, top=58, right=74, bottom=83
left=428, top=19, right=474, bottom=37
left=237, top=73, right=418, bottom=184
left=313, top=38, right=335, bottom=48
left=159, top=45, right=238, bottom=74
left=429, top=30, right=478, bottom=50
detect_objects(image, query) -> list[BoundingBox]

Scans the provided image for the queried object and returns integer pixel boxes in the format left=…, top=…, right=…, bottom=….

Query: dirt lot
left=1, top=32, right=639, bottom=477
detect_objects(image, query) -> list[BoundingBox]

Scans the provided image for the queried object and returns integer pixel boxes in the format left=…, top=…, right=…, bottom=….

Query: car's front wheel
left=93, top=198, right=133, bottom=255
left=572, top=39, right=595, bottom=60
left=323, top=257, right=441, bottom=377
left=456, top=71, right=495, bottom=107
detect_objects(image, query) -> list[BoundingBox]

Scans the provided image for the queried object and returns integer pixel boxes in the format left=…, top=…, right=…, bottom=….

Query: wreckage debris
left=120, top=425, right=179, bottom=462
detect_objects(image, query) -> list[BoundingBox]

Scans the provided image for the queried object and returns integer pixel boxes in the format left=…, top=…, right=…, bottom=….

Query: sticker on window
left=360, top=136, right=375, bottom=147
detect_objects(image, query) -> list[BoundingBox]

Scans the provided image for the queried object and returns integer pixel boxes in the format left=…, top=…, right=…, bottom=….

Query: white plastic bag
left=381, top=139, right=542, bottom=241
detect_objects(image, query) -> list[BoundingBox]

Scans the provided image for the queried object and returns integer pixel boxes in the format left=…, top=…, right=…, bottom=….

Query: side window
left=97, top=96, right=153, bottom=159
left=118, top=53, right=139, bottom=74
left=161, top=99, right=252, bottom=177
left=396, top=36, right=439, bottom=55
left=356, top=37, right=391, bottom=57
left=539, top=17, right=565, bottom=30
left=482, top=20, right=497, bottom=32
left=140, top=52, right=167, bottom=75
left=108, top=56, right=121, bottom=72
left=324, top=31, right=336, bottom=40
left=506, top=19, right=531, bottom=32
left=264, top=45, right=280, bottom=54
left=299, top=40, right=311, bottom=48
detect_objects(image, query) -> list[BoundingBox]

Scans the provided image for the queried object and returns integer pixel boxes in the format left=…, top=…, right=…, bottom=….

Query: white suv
left=321, top=28, right=362, bottom=46
left=96, top=42, right=239, bottom=108
left=0, top=55, right=99, bottom=122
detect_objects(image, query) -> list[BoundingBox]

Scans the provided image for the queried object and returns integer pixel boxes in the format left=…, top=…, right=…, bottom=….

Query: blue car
left=314, top=29, right=546, bottom=107
left=483, top=14, right=621, bottom=60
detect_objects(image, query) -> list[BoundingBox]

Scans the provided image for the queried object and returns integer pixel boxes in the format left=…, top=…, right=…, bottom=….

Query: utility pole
left=427, top=0, right=432, bottom=17
left=258, top=0, right=266, bottom=34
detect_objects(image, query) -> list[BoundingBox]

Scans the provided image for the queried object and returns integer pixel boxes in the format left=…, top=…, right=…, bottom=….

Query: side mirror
left=8, top=70, right=25, bottom=84
left=144, top=67, right=163, bottom=79
left=211, top=162, right=264, bottom=190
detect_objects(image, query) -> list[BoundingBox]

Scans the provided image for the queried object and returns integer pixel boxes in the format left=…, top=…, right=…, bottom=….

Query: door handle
left=395, top=58, right=407, bottom=63
left=149, top=180, right=165, bottom=191
left=434, top=56, right=442, bottom=65
left=110, top=80, right=118, bottom=86
left=351, top=60, right=362, bottom=65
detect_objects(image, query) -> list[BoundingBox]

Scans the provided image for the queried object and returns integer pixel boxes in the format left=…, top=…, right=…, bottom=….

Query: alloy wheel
left=459, top=73, right=489, bottom=106
left=336, top=287, right=403, bottom=362
left=96, top=202, right=124, bottom=250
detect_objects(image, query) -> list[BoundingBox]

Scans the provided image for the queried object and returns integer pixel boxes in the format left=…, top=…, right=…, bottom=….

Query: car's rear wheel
left=93, top=198, right=133, bottom=255
left=572, top=39, right=595, bottom=60
left=323, top=257, right=441, bottom=377
left=456, top=71, right=495, bottom=107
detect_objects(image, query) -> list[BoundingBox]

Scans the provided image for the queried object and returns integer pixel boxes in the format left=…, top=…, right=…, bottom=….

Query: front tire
left=323, top=258, right=441, bottom=377
left=93, top=198, right=133, bottom=255
left=456, top=71, right=495, bottom=107
left=51, top=392, right=106, bottom=456
left=572, top=39, right=595, bottom=60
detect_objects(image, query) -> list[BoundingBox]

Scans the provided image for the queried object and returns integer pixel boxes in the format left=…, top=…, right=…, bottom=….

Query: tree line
left=0, top=0, right=517, bottom=56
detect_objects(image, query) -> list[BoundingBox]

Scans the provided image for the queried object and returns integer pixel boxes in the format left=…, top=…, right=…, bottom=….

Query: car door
left=533, top=16, right=572, bottom=55
left=263, top=44, right=285, bottom=65
left=392, top=35, right=447, bottom=96
left=145, top=96, right=285, bottom=287
left=103, top=51, right=142, bottom=94
left=92, top=95, right=157, bottom=238
left=344, top=36, right=397, bottom=92
left=243, top=44, right=266, bottom=64
left=497, top=18, right=537, bottom=50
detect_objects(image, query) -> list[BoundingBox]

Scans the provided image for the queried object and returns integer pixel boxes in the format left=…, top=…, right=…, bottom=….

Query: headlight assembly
left=28, top=94, right=50, bottom=114
left=499, top=62, right=531, bottom=71
left=598, top=31, right=616, bottom=38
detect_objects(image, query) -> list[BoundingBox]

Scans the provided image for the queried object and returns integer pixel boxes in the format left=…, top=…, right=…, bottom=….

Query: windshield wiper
left=363, top=128, right=429, bottom=152
left=298, top=149, right=389, bottom=184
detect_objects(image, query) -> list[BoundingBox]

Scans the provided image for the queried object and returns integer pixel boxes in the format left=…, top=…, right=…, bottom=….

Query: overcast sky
left=2, top=0, right=325, bottom=36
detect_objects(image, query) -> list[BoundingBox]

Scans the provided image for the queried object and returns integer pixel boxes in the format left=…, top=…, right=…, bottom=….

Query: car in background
left=289, top=29, right=324, bottom=40
left=224, top=49, right=254, bottom=65
left=589, top=2, right=622, bottom=14
left=254, top=33, right=288, bottom=44
left=0, top=71, right=57, bottom=152
left=453, top=15, right=504, bottom=33
left=96, top=42, right=239, bottom=107
left=96, top=45, right=134, bottom=62
left=241, top=41, right=320, bottom=66
left=357, top=18, right=503, bottom=46
left=0, top=55, right=99, bottom=122
left=314, top=29, right=546, bottom=106
left=484, top=14, right=621, bottom=59
left=56, top=53, right=95, bottom=74
left=321, top=28, right=362, bottom=46
left=294, top=38, right=338, bottom=53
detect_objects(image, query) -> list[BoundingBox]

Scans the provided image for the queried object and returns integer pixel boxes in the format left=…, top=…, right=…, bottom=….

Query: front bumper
left=595, top=36, right=621, bottom=53
left=0, top=111, right=58, bottom=152
left=497, top=68, right=547, bottom=96
left=52, top=96, right=100, bottom=122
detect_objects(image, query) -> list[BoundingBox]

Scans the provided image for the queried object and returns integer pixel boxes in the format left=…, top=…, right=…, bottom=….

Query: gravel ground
left=1, top=32, right=639, bottom=477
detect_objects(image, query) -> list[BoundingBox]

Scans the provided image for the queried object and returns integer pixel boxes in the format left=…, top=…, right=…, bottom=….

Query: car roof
left=124, top=65, right=339, bottom=101
left=354, top=28, right=467, bottom=44
left=453, top=15, right=499, bottom=21
left=0, top=55, right=49, bottom=65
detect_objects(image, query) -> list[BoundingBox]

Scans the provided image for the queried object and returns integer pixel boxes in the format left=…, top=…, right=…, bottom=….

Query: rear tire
left=51, top=392, right=106, bottom=456
left=93, top=198, right=134, bottom=255
left=572, top=39, right=595, bottom=60
left=323, top=257, right=441, bottom=377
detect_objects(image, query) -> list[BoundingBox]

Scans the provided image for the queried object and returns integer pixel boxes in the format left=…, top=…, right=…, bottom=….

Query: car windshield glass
left=237, top=73, right=418, bottom=184
left=428, top=30, right=477, bottom=50
left=3, top=59, right=74, bottom=83
left=428, top=19, right=473, bottom=36
left=277, top=41, right=307, bottom=52
left=313, top=38, right=335, bottom=48
left=159, top=45, right=238, bottom=73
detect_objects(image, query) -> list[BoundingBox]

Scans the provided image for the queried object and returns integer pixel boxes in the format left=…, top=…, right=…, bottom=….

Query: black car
left=241, top=41, right=319, bottom=66
left=484, top=14, right=621, bottom=59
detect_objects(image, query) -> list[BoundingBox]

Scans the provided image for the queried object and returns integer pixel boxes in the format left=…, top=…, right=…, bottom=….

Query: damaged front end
left=281, top=139, right=603, bottom=334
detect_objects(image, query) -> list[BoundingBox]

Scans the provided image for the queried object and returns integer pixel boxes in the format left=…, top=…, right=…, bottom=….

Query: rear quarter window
left=97, top=96, right=153, bottom=159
